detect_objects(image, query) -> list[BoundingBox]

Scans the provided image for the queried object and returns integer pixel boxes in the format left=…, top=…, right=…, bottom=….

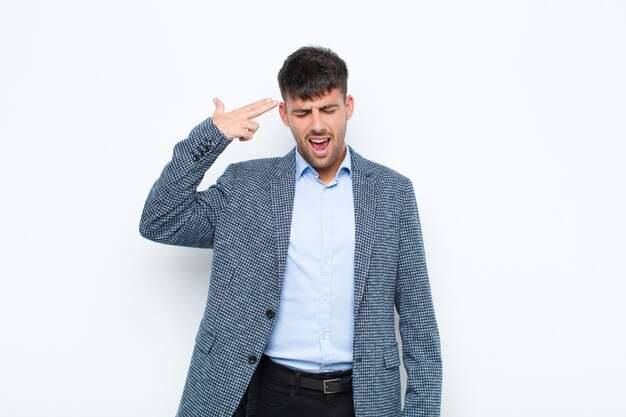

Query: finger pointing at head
left=211, top=97, right=277, bottom=140
left=242, top=98, right=279, bottom=118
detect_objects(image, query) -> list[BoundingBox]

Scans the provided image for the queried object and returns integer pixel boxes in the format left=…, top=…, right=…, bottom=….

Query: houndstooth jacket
left=139, top=117, right=442, bottom=417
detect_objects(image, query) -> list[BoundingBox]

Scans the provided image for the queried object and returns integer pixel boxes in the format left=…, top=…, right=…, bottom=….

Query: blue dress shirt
left=264, top=146, right=356, bottom=372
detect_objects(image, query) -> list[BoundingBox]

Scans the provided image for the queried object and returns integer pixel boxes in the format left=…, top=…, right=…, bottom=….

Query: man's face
left=279, top=88, right=354, bottom=183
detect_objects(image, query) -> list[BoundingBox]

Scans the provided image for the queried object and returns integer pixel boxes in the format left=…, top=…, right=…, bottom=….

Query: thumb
left=212, top=98, right=225, bottom=116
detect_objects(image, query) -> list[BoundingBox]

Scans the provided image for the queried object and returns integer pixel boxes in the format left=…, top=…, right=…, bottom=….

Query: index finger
left=239, top=98, right=279, bottom=118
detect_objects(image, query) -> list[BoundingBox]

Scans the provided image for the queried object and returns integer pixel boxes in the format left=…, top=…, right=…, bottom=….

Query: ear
left=345, top=95, right=354, bottom=121
left=278, top=102, right=290, bottom=127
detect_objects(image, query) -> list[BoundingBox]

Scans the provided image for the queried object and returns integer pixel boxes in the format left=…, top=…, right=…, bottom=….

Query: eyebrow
left=291, top=104, right=339, bottom=113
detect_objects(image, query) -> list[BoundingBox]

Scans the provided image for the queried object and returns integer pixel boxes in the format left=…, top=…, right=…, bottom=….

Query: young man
left=140, top=46, right=442, bottom=417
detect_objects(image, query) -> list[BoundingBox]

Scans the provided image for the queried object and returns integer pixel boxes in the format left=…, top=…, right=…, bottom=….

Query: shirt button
left=247, top=355, right=257, bottom=364
left=265, top=309, right=275, bottom=319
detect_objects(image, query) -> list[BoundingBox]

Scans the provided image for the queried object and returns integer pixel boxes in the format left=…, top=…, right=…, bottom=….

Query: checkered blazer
left=139, top=117, right=442, bottom=417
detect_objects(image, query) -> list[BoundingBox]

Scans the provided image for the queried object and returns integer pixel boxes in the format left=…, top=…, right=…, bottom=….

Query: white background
left=1, top=1, right=625, bottom=416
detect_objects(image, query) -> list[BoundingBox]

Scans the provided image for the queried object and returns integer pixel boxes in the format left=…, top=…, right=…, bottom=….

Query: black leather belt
left=260, top=356, right=353, bottom=395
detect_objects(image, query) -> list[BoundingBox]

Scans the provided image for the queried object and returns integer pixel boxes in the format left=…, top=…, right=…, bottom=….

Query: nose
left=310, top=110, right=324, bottom=132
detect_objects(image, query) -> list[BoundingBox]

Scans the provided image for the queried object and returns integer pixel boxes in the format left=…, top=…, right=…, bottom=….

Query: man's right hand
left=211, top=98, right=279, bottom=141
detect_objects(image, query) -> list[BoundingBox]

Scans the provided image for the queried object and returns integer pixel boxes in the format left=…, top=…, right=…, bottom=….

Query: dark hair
left=278, top=46, right=348, bottom=101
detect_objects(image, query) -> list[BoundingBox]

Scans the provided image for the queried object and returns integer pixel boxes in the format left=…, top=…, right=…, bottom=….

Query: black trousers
left=251, top=356, right=356, bottom=417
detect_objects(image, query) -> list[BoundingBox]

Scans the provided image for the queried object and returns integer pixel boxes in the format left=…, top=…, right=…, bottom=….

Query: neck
left=316, top=146, right=347, bottom=185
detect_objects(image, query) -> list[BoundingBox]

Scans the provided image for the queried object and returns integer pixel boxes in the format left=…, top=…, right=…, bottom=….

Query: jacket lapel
left=270, top=148, right=296, bottom=288
left=350, top=147, right=378, bottom=316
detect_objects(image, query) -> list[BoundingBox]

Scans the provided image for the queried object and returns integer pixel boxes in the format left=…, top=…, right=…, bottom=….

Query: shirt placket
left=318, top=183, right=333, bottom=371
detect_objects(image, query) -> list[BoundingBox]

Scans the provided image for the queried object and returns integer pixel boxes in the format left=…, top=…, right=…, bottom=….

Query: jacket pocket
left=195, top=328, right=216, bottom=355
left=383, top=344, right=401, bottom=369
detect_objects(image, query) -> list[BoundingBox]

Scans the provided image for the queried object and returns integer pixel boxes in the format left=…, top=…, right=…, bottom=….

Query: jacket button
left=265, top=309, right=275, bottom=319
left=247, top=355, right=258, bottom=364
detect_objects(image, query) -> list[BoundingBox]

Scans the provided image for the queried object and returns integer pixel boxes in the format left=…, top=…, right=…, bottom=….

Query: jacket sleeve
left=139, top=117, right=235, bottom=248
left=395, top=179, right=443, bottom=416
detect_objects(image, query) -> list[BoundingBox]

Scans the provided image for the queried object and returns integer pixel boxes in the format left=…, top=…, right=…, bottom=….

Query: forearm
left=398, top=286, right=442, bottom=417
left=398, top=263, right=442, bottom=416
left=139, top=117, right=233, bottom=248
left=400, top=328, right=442, bottom=417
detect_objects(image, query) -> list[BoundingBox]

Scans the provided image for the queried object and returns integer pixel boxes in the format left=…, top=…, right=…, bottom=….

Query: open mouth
left=309, top=137, right=331, bottom=154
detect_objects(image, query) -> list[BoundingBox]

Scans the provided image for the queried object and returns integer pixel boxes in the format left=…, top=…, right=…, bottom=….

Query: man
left=139, top=46, right=442, bottom=417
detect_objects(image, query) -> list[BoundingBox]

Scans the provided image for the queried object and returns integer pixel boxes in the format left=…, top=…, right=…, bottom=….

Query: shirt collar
left=295, top=145, right=352, bottom=181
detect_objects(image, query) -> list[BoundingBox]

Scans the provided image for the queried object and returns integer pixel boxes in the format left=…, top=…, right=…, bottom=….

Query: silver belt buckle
left=323, top=378, right=342, bottom=394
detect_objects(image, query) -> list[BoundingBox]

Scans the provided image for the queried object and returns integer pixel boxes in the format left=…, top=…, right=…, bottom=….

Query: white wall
left=1, top=1, right=625, bottom=416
